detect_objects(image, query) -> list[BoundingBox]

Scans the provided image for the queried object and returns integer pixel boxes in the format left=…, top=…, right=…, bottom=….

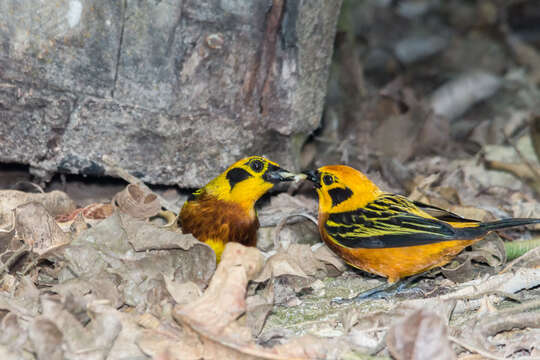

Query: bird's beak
left=264, top=165, right=305, bottom=184
left=303, top=170, right=321, bottom=188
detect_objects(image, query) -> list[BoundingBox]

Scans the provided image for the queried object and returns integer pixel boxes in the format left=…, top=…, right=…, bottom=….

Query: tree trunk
left=0, top=0, right=341, bottom=187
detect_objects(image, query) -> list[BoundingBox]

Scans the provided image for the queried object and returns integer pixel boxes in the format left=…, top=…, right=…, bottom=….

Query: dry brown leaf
left=0, top=280, right=40, bottom=318
left=50, top=275, right=123, bottom=310
left=441, top=258, right=475, bottom=283
left=0, top=313, right=27, bottom=356
left=469, top=233, right=506, bottom=267
left=136, top=327, right=204, bottom=360
left=246, top=294, right=273, bottom=337
left=173, top=243, right=336, bottom=360
left=402, top=268, right=540, bottom=315
left=0, top=190, right=75, bottom=222
left=38, top=296, right=124, bottom=359
left=14, top=276, right=41, bottom=315
left=164, top=278, right=202, bottom=305
left=345, top=310, right=397, bottom=351
left=175, top=243, right=264, bottom=333
left=499, top=329, right=540, bottom=358
left=114, top=184, right=161, bottom=219
left=441, top=233, right=506, bottom=283
left=122, top=214, right=203, bottom=252
left=40, top=295, right=93, bottom=352
left=254, top=244, right=327, bottom=283
left=506, top=34, right=540, bottom=85
left=313, top=244, right=347, bottom=275
left=120, top=213, right=215, bottom=285
left=371, top=84, right=451, bottom=161
left=14, top=202, right=71, bottom=256
left=28, top=317, right=64, bottom=360
left=387, top=309, right=455, bottom=360
left=89, top=301, right=147, bottom=360
left=430, top=71, right=501, bottom=120
left=53, top=212, right=215, bottom=309
left=271, top=335, right=347, bottom=360
left=485, top=160, right=540, bottom=195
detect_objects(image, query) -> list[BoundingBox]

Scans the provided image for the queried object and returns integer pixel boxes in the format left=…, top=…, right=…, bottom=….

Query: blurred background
left=303, top=0, right=540, bottom=223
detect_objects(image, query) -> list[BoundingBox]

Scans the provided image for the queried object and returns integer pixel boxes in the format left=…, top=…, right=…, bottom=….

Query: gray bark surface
left=0, top=0, right=340, bottom=187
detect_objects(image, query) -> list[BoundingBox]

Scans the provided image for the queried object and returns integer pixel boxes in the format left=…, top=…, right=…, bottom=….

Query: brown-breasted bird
left=180, top=156, right=298, bottom=261
left=305, top=165, right=540, bottom=300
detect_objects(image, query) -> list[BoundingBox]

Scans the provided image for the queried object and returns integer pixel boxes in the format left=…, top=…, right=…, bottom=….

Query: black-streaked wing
left=411, top=199, right=480, bottom=224
left=324, top=195, right=478, bottom=248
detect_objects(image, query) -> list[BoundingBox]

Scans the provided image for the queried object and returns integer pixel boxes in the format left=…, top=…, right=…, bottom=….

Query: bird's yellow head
left=195, top=156, right=298, bottom=210
left=305, top=165, right=382, bottom=213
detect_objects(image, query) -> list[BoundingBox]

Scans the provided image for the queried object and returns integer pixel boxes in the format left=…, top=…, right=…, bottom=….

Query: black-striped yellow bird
left=305, top=165, right=540, bottom=299
left=180, top=156, right=298, bottom=261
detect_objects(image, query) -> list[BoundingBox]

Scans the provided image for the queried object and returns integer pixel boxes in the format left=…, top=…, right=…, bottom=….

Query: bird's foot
left=330, top=277, right=425, bottom=304
left=331, top=284, right=393, bottom=304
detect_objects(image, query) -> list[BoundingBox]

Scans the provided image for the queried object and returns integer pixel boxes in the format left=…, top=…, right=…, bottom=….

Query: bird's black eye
left=250, top=159, right=264, bottom=172
left=323, top=175, right=334, bottom=186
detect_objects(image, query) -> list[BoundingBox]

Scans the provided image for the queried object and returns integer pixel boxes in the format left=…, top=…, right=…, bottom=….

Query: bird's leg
left=331, top=274, right=425, bottom=304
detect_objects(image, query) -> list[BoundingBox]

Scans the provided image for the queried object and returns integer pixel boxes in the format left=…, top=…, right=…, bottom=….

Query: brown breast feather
left=180, top=194, right=259, bottom=247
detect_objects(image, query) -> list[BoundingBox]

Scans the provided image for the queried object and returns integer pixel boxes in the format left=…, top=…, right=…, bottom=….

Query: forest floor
left=1, top=1, right=540, bottom=359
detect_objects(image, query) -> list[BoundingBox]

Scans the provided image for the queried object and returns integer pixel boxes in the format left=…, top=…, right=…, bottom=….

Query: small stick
left=457, top=290, right=522, bottom=303
left=497, top=298, right=540, bottom=314
left=369, top=333, right=387, bottom=356
left=448, top=336, right=504, bottom=360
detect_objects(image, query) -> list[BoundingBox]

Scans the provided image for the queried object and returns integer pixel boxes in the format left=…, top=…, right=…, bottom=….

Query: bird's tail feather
left=455, top=218, right=540, bottom=239
left=481, top=218, right=540, bottom=231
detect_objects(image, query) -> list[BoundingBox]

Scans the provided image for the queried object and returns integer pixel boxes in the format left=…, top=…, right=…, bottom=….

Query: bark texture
left=0, top=0, right=341, bottom=187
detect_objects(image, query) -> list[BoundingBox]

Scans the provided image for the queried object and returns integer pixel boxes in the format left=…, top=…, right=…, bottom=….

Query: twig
left=451, top=334, right=540, bottom=360
left=449, top=336, right=504, bottom=360
left=457, top=290, right=522, bottom=303
left=402, top=268, right=540, bottom=315
left=20, top=257, right=39, bottom=275
left=370, top=333, right=387, bottom=356
left=479, top=311, right=540, bottom=340
left=497, top=298, right=540, bottom=314
left=11, top=181, right=45, bottom=193
left=102, top=155, right=178, bottom=213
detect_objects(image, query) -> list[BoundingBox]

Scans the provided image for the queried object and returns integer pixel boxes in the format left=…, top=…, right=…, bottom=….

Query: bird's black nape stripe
left=226, top=168, right=253, bottom=190
left=328, top=187, right=353, bottom=207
